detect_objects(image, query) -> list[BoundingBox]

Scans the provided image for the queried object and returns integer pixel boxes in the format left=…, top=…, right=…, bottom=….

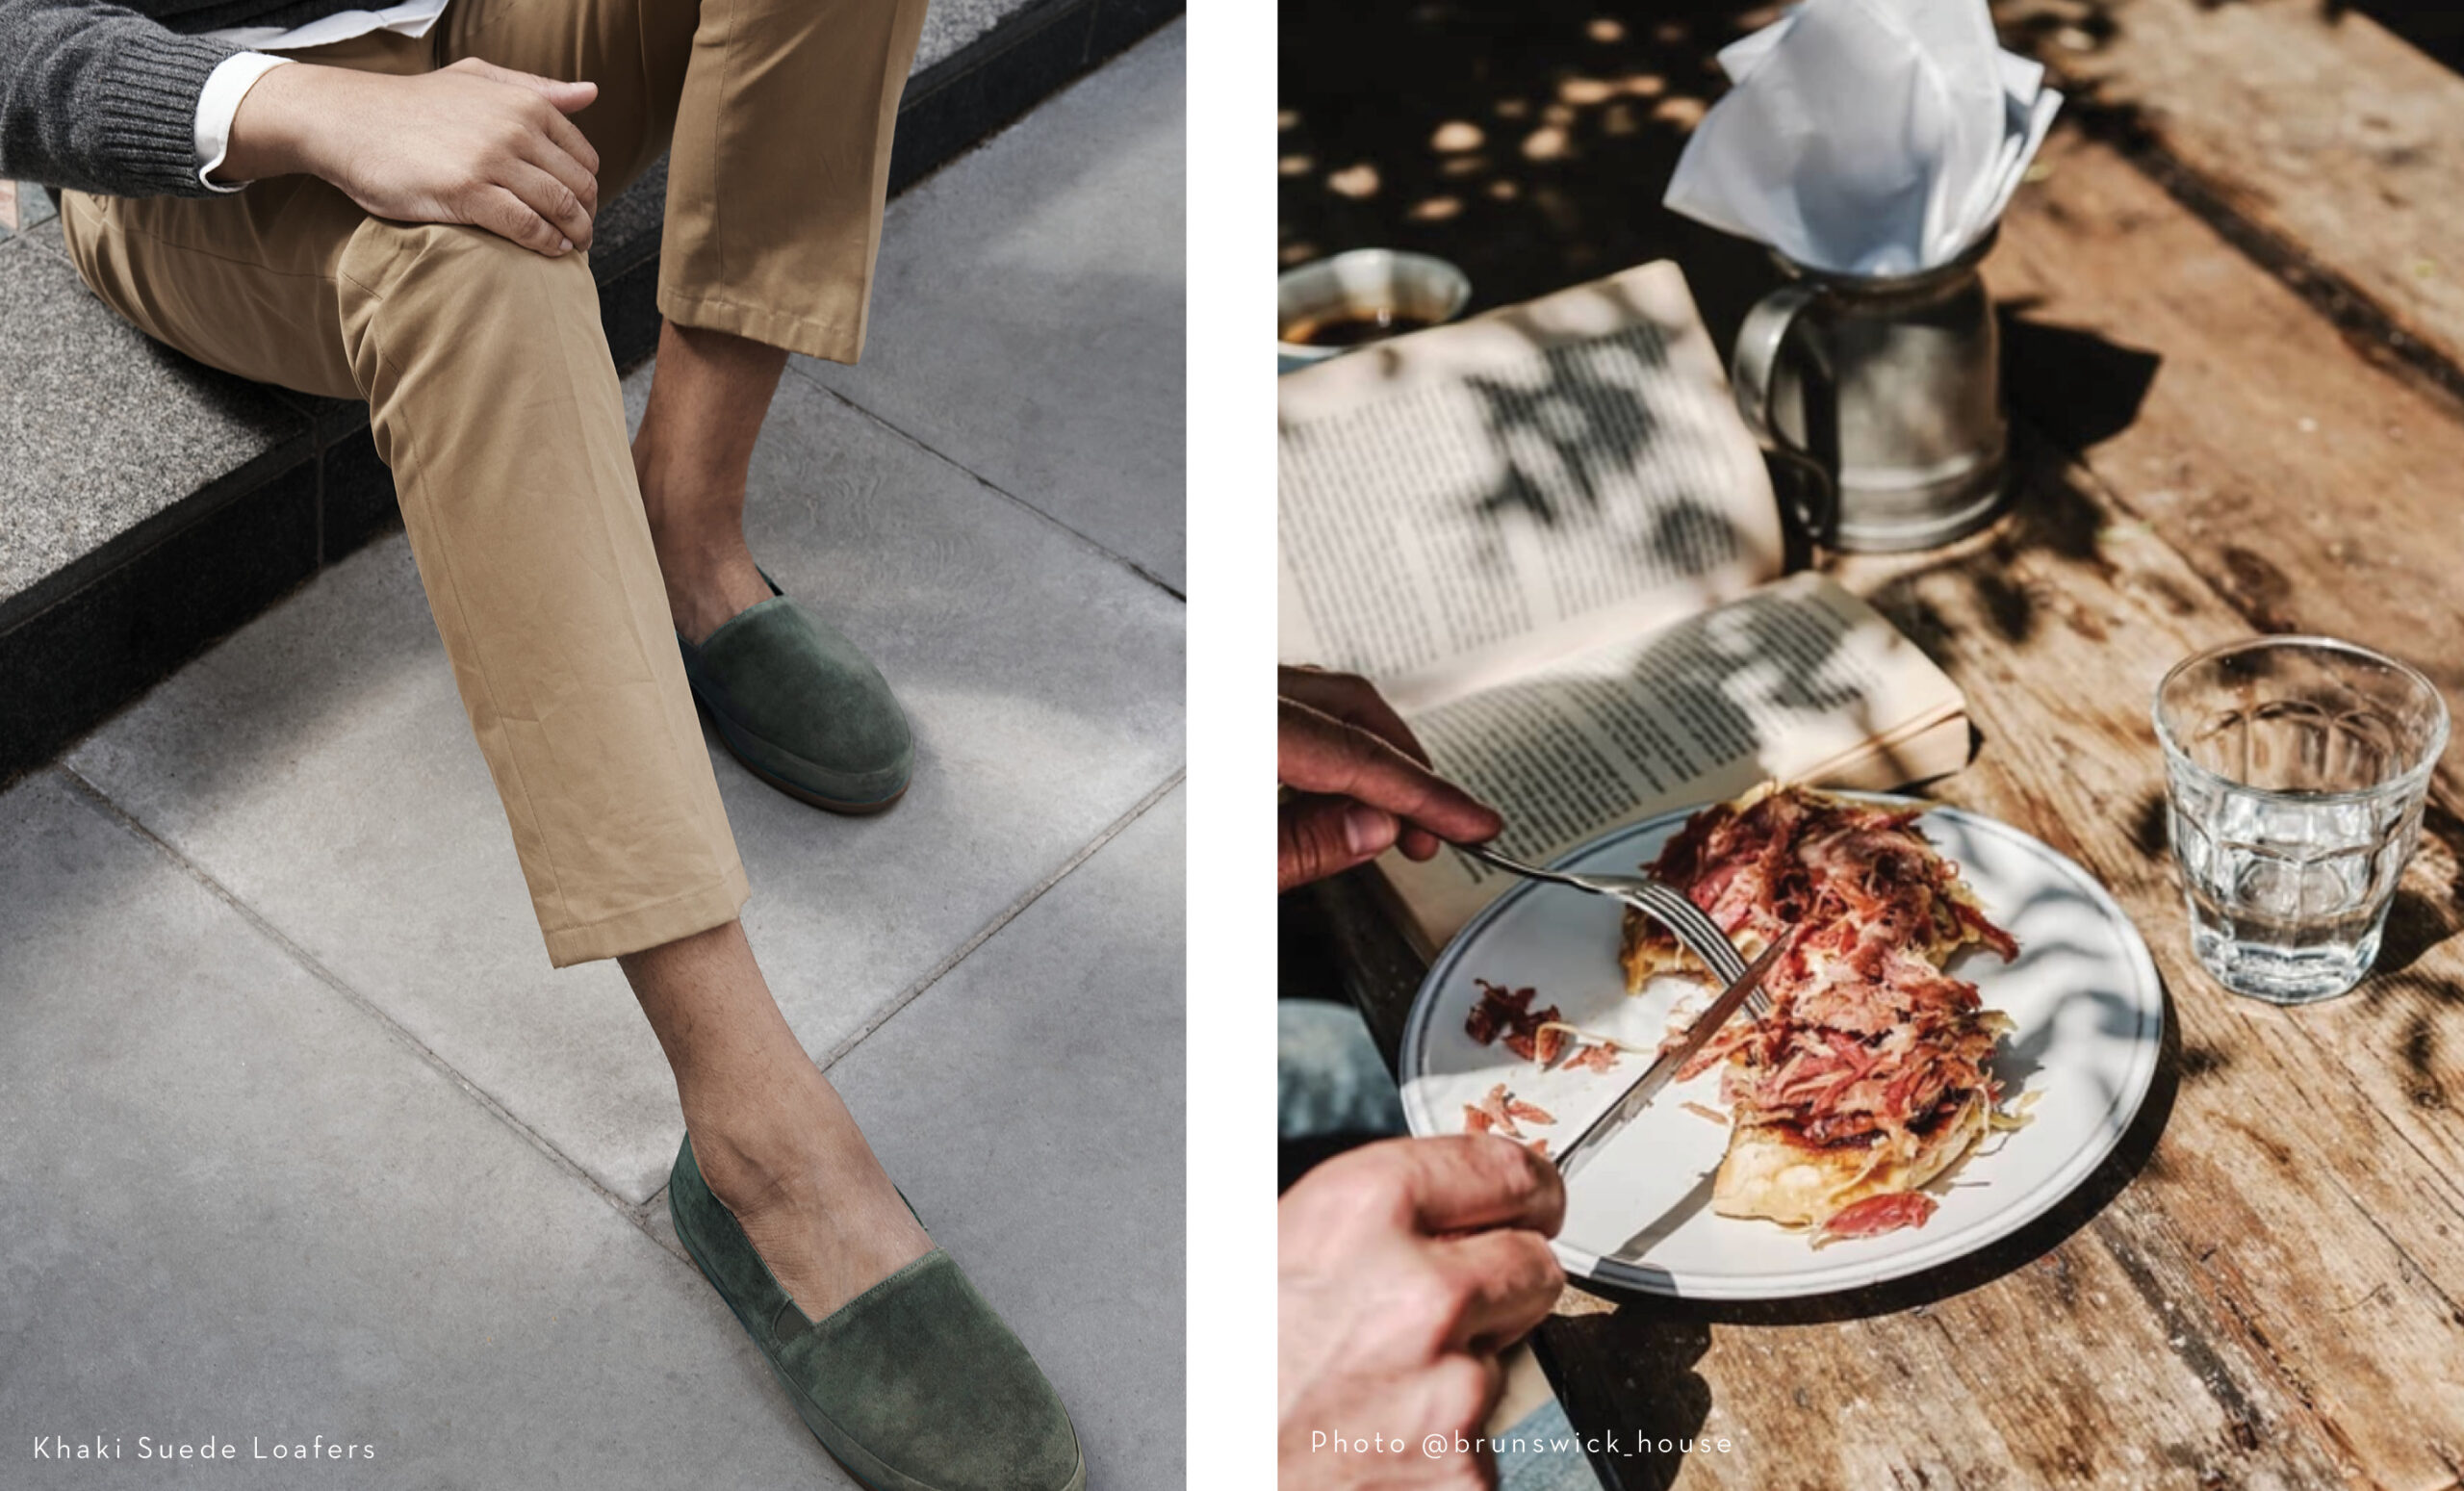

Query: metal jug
left=1731, top=229, right=2007, bottom=553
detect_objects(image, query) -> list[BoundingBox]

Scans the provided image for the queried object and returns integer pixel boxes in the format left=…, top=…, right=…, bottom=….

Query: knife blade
left=1553, top=936, right=1791, bottom=1181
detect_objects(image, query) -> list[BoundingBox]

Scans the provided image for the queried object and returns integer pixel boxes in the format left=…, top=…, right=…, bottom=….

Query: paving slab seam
left=46, top=760, right=654, bottom=1231
left=782, top=361, right=1187, bottom=603
left=816, top=764, right=1184, bottom=1070
left=47, top=758, right=1187, bottom=1270
left=629, top=764, right=1186, bottom=1251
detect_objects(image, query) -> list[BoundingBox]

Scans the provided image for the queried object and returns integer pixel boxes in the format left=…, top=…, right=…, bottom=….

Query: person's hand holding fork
left=1278, top=666, right=1502, bottom=892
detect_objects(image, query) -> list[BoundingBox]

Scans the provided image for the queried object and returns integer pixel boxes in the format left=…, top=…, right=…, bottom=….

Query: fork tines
left=1626, top=882, right=1774, bottom=1021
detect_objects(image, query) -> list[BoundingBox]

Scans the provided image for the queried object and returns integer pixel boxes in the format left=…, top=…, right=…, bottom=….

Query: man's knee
left=337, top=220, right=602, bottom=385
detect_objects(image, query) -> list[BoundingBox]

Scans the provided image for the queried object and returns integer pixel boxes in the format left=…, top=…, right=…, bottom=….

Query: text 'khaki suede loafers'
left=668, top=1137, right=1085, bottom=1491
left=677, top=572, right=914, bottom=813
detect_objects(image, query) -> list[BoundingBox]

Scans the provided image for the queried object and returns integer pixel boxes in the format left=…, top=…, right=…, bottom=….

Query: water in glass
left=2155, top=638, right=2448, bottom=1004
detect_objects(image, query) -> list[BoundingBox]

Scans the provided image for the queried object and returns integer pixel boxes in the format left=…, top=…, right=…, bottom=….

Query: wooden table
left=1281, top=1, right=2464, bottom=1485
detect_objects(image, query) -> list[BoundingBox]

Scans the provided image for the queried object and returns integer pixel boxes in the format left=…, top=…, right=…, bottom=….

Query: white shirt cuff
left=195, top=52, right=294, bottom=193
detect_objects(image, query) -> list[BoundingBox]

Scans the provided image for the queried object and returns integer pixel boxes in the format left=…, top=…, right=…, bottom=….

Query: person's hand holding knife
left=1278, top=665, right=1553, bottom=1488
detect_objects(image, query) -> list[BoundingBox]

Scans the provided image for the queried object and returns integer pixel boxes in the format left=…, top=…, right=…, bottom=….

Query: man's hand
left=1279, top=1137, right=1568, bottom=1489
left=223, top=58, right=602, bottom=258
left=1280, top=666, right=1502, bottom=892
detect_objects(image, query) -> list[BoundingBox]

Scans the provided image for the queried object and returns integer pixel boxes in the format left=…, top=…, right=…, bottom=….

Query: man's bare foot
left=647, top=523, right=775, bottom=645
left=682, top=1067, right=935, bottom=1321
left=624, top=922, right=925, bottom=1318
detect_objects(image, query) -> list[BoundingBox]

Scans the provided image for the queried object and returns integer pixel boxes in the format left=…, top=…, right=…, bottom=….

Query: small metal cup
left=1731, top=228, right=2009, bottom=553
left=1276, top=250, right=1472, bottom=375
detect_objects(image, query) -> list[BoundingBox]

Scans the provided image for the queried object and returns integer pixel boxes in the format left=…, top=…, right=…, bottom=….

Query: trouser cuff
left=540, top=860, right=754, bottom=967
left=658, top=287, right=868, bottom=366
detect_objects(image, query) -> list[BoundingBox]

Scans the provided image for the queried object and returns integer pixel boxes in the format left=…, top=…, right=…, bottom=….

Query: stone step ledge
left=0, top=0, right=1177, bottom=781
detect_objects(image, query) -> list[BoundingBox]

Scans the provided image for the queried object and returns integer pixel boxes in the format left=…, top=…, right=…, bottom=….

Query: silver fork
left=1459, top=841, right=1773, bottom=1021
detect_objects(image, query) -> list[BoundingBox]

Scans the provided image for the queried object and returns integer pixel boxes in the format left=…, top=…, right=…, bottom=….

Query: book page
left=1276, top=262, right=1784, bottom=711
left=1377, top=572, right=1970, bottom=952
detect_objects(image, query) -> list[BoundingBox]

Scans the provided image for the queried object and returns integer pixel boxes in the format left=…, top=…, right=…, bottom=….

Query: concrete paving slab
left=796, top=21, right=1186, bottom=590
left=64, top=368, right=1181, bottom=1206
left=0, top=769, right=855, bottom=1488
left=824, top=785, right=1185, bottom=1487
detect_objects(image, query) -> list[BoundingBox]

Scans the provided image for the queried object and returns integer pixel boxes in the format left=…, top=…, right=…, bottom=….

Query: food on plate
left=1466, top=986, right=1629, bottom=1074
left=1622, top=784, right=2014, bottom=991
left=1621, top=785, right=2019, bottom=1243
left=1460, top=1082, right=1553, bottom=1139
left=1559, top=1039, right=1622, bottom=1074
left=1464, top=981, right=1569, bottom=1065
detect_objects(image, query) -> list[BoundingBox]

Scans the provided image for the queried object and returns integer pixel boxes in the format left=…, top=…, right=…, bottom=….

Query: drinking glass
left=2155, top=636, right=2449, bottom=1003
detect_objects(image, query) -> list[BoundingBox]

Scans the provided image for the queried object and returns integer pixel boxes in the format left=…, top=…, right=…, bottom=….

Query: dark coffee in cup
left=1279, top=308, right=1437, bottom=347
left=1277, top=250, right=1471, bottom=373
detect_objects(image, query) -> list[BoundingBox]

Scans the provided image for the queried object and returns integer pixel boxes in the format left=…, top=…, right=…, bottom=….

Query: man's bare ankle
left=654, top=543, right=772, bottom=644
left=684, top=1095, right=887, bottom=1213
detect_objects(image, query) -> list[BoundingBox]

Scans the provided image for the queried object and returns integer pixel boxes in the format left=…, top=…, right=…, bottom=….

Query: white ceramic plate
left=1399, top=797, right=2165, bottom=1300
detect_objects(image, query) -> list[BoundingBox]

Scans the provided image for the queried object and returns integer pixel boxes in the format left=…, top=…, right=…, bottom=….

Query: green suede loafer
left=668, top=1138, right=1085, bottom=1491
left=678, top=573, right=913, bottom=813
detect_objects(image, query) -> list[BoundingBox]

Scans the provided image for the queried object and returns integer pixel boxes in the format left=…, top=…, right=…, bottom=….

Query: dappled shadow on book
left=1278, top=263, right=1785, bottom=689
left=1412, top=580, right=1904, bottom=866
left=1454, top=314, right=1758, bottom=584
left=1464, top=285, right=1671, bottom=529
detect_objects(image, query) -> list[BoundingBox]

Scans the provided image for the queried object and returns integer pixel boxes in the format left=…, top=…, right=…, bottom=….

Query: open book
left=1278, top=260, right=1972, bottom=953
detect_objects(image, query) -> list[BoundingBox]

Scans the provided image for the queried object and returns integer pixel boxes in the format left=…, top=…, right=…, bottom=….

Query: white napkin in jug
left=1663, top=0, right=2062, bottom=276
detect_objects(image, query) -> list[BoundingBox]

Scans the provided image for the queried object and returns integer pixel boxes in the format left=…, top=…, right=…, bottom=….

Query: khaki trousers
left=61, top=0, right=930, bottom=965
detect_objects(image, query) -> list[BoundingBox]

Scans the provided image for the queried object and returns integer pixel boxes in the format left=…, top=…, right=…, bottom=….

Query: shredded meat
left=1817, top=1191, right=1938, bottom=1243
left=1564, top=1041, right=1621, bottom=1074
left=1464, top=981, right=1531, bottom=1046
left=1639, top=788, right=2018, bottom=1198
left=1469, top=980, right=1563, bottom=1066
left=1464, top=1084, right=1555, bottom=1141
left=1475, top=1083, right=1521, bottom=1138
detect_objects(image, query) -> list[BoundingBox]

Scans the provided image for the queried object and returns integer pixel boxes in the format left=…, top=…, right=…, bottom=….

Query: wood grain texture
left=1998, top=0, right=2464, bottom=387
left=1295, top=4, right=2464, bottom=1476
left=1993, top=129, right=2464, bottom=746
left=1309, top=126, right=2464, bottom=1491
left=1386, top=444, right=2464, bottom=1490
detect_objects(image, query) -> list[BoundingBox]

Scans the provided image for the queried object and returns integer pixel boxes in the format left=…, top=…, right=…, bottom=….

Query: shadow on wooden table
left=1998, top=302, right=2164, bottom=453
left=2004, top=0, right=2464, bottom=81
left=1538, top=979, right=2181, bottom=1490
left=1278, top=0, right=1790, bottom=347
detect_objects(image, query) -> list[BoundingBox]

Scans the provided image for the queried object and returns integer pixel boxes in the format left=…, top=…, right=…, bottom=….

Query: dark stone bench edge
left=0, top=0, right=1181, bottom=784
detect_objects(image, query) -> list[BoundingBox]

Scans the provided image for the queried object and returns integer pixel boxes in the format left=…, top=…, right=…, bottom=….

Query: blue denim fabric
left=1277, top=1000, right=1406, bottom=1140
left=1278, top=1000, right=1602, bottom=1491
left=1495, top=1398, right=1604, bottom=1491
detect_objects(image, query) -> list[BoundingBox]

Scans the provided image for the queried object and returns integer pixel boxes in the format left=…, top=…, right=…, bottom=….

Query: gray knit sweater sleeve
left=0, top=0, right=243, bottom=198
